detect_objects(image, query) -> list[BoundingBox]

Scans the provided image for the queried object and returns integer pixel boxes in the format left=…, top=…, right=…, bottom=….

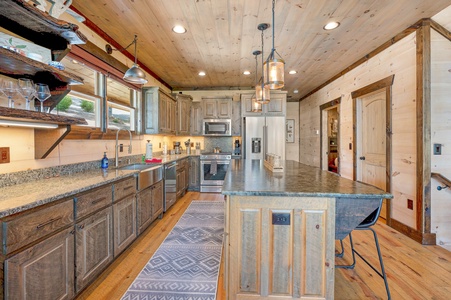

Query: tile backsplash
left=204, top=137, right=233, bottom=153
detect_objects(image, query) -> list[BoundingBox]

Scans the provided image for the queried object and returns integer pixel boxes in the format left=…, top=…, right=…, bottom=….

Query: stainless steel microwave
left=202, top=119, right=231, bottom=136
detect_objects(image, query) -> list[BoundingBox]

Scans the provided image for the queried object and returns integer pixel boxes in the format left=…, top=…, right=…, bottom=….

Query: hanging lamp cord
left=111, top=35, right=139, bottom=64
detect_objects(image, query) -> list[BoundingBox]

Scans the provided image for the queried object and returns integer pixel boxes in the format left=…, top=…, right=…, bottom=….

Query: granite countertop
left=222, top=159, right=393, bottom=198
left=0, top=169, right=139, bottom=218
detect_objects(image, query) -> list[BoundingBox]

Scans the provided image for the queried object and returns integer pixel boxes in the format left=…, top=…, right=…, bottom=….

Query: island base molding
left=224, top=195, right=336, bottom=299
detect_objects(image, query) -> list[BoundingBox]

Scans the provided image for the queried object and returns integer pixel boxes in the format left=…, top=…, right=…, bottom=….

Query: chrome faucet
left=115, top=128, right=132, bottom=168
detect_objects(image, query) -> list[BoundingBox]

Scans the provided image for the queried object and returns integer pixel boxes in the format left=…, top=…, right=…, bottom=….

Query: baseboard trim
left=390, top=219, right=436, bottom=245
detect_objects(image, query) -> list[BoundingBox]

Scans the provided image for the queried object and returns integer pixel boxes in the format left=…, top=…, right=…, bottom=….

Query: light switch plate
left=0, top=147, right=10, bottom=164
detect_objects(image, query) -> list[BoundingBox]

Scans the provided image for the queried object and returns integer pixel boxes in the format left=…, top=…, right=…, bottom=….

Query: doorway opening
left=320, top=98, right=341, bottom=174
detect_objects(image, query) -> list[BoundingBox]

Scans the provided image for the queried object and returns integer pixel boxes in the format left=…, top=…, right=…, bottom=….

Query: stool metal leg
left=335, top=232, right=356, bottom=269
left=336, top=239, right=345, bottom=258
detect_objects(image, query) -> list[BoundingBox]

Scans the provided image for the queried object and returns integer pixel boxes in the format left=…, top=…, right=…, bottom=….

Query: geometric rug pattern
left=121, top=201, right=224, bottom=300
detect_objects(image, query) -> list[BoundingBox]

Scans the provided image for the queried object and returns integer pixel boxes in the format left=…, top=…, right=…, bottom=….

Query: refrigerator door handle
left=263, top=125, right=268, bottom=160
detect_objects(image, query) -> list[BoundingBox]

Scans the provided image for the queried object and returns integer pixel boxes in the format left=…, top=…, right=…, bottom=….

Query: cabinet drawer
left=75, top=184, right=112, bottom=220
left=2, top=199, right=74, bottom=254
left=114, top=176, right=136, bottom=202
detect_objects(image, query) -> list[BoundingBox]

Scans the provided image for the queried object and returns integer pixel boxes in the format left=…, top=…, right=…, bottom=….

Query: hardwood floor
left=75, top=192, right=451, bottom=300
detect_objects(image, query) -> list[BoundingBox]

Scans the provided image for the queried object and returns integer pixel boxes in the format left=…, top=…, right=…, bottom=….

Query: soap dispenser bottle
left=101, top=152, right=109, bottom=169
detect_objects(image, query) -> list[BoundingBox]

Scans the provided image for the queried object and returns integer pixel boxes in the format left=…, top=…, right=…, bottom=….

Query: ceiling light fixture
left=257, top=23, right=270, bottom=104
left=251, top=49, right=262, bottom=107
left=293, top=89, right=299, bottom=94
left=243, top=70, right=251, bottom=75
left=172, top=25, right=187, bottom=34
left=289, top=70, right=297, bottom=75
left=264, top=0, right=285, bottom=90
left=106, top=35, right=148, bottom=84
left=323, top=21, right=340, bottom=30
left=198, top=71, right=206, bottom=76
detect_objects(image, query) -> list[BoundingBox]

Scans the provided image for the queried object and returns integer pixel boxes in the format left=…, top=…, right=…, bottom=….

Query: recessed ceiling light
left=293, top=89, right=299, bottom=94
left=243, top=70, right=251, bottom=75
left=198, top=71, right=206, bottom=76
left=288, top=70, right=297, bottom=75
left=323, top=21, right=340, bottom=30
left=172, top=25, right=187, bottom=34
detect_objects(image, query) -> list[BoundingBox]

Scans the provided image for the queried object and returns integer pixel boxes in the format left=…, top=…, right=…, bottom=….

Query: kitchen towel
left=121, top=200, right=224, bottom=300
left=210, top=161, right=217, bottom=174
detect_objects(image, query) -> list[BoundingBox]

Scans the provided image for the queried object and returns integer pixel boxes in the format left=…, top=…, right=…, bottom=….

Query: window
left=108, top=102, right=135, bottom=131
left=54, top=91, right=100, bottom=128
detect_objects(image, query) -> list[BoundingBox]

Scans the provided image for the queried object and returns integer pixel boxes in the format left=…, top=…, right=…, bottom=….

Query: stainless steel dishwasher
left=164, top=161, right=177, bottom=212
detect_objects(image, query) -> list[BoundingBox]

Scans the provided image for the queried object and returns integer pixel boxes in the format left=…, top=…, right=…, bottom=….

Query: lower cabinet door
left=137, top=186, right=153, bottom=235
left=113, top=194, right=137, bottom=256
left=75, top=206, right=113, bottom=292
left=5, top=227, right=75, bottom=300
left=151, top=181, right=164, bottom=222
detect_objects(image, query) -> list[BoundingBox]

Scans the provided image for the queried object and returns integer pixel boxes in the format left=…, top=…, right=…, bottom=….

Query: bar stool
left=336, top=202, right=391, bottom=299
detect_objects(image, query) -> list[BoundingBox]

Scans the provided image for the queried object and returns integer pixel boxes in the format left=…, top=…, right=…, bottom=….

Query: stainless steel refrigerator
left=243, top=116, right=285, bottom=161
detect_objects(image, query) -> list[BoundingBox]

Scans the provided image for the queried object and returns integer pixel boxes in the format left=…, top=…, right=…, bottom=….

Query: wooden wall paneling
left=416, top=20, right=434, bottom=243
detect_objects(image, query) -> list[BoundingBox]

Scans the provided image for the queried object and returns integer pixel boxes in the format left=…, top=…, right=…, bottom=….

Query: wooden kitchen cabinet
left=188, top=156, right=200, bottom=191
left=136, top=180, right=163, bottom=235
left=190, top=102, right=203, bottom=135
left=232, top=100, right=242, bottom=135
left=175, top=93, right=193, bottom=136
left=202, top=97, right=232, bottom=119
left=5, top=226, right=75, bottom=300
left=143, top=87, right=177, bottom=135
left=75, top=207, right=113, bottom=292
left=113, top=194, right=137, bottom=257
left=241, top=91, right=287, bottom=116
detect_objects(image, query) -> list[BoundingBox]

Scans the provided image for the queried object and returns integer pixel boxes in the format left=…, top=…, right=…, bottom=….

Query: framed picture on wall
left=286, top=119, right=294, bottom=143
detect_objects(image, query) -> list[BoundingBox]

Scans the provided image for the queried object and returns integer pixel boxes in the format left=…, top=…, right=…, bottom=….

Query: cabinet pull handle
left=123, top=186, right=134, bottom=190
left=77, top=224, right=84, bottom=230
left=91, top=197, right=106, bottom=205
left=36, top=217, right=61, bottom=229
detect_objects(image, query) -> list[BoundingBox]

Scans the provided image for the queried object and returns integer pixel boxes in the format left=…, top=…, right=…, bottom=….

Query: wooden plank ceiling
left=71, top=0, right=451, bottom=101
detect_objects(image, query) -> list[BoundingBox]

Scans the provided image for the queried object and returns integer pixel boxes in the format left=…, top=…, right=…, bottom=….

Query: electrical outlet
left=433, top=143, right=442, bottom=155
left=272, top=213, right=290, bottom=225
left=407, top=199, right=413, bottom=210
left=0, top=147, right=10, bottom=164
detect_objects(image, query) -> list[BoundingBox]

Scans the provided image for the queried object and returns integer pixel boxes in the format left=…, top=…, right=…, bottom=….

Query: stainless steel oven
left=200, top=153, right=231, bottom=193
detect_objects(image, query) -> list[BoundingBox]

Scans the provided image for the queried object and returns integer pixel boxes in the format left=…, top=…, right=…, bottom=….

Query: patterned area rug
left=121, top=201, right=224, bottom=300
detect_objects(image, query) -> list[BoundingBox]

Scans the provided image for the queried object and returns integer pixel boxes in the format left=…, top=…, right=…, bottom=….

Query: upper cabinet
left=241, top=91, right=287, bottom=117
left=202, top=97, right=232, bottom=119
left=174, top=93, right=193, bottom=136
left=143, top=87, right=177, bottom=135
left=0, top=0, right=87, bottom=111
left=190, top=102, right=203, bottom=136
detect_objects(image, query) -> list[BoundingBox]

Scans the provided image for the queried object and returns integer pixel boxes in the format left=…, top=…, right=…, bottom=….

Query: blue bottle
left=101, top=152, right=109, bottom=169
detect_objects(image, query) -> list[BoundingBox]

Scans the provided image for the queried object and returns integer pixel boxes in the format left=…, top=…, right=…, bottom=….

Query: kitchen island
left=222, top=159, right=392, bottom=300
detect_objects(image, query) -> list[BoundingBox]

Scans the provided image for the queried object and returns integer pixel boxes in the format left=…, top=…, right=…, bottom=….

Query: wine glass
left=17, top=78, right=36, bottom=110
left=1, top=79, right=18, bottom=108
left=35, top=83, right=51, bottom=112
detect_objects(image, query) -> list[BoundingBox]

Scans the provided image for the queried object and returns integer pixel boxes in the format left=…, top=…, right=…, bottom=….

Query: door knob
left=359, top=156, right=366, bottom=160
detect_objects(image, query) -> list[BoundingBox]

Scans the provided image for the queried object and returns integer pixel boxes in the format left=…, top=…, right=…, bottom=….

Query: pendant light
left=257, top=23, right=270, bottom=104
left=106, top=35, right=148, bottom=84
left=264, top=0, right=285, bottom=89
left=251, top=50, right=263, bottom=112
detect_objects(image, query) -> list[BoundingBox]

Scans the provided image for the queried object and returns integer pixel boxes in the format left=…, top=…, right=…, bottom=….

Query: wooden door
left=113, top=195, right=137, bottom=256
left=75, top=207, right=113, bottom=292
left=357, top=89, right=387, bottom=218
left=6, top=227, right=75, bottom=300
left=137, top=186, right=153, bottom=234
left=190, top=102, right=203, bottom=135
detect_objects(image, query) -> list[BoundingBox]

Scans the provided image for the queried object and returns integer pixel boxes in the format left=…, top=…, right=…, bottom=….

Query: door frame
left=352, top=75, right=394, bottom=223
left=320, top=97, right=341, bottom=172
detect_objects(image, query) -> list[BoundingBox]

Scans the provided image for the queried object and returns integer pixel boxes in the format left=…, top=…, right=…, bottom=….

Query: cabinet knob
left=359, top=156, right=366, bottom=160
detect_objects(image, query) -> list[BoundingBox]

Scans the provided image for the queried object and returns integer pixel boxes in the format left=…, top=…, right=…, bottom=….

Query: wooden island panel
left=226, top=196, right=335, bottom=300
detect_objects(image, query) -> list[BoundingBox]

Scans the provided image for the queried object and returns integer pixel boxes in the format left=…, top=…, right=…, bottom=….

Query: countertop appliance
left=200, top=152, right=232, bottom=193
left=202, top=119, right=231, bottom=136
left=234, top=139, right=241, bottom=155
left=173, top=142, right=182, bottom=154
left=164, top=161, right=177, bottom=211
left=244, top=116, right=285, bottom=161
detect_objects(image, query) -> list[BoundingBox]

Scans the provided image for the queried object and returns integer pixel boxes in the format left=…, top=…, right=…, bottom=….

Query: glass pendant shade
left=257, top=82, right=270, bottom=104
left=264, top=56, right=285, bottom=89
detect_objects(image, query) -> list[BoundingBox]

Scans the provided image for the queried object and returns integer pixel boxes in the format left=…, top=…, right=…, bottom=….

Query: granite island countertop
left=222, top=159, right=392, bottom=198
left=0, top=169, right=139, bottom=218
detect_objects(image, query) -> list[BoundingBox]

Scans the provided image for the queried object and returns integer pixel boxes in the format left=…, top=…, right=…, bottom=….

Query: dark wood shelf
left=0, top=0, right=87, bottom=60
left=0, top=106, right=87, bottom=125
